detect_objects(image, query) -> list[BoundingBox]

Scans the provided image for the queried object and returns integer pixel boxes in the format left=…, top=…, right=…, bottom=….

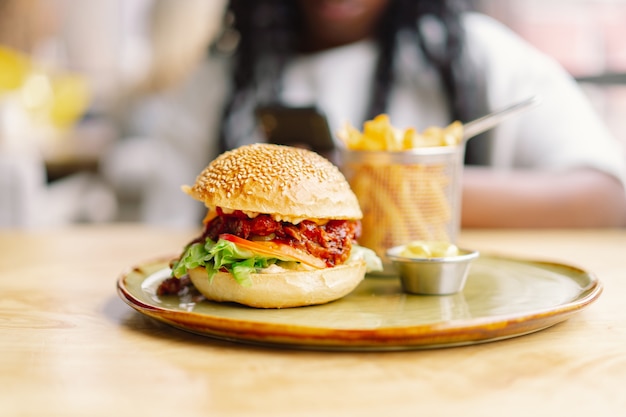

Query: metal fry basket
left=341, top=145, right=465, bottom=263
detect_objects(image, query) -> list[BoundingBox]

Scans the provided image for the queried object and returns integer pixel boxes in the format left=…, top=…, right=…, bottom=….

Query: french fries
left=339, top=115, right=463, bottom=258
left=338, top=114, right=463, bottom=150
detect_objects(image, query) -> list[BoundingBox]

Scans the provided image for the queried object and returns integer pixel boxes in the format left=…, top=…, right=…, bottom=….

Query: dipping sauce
left=399, top=240, right=459, bottom=259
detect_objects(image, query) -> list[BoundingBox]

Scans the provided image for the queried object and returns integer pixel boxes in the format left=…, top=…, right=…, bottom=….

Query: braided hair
left=216, top=0, right=476, bottom=155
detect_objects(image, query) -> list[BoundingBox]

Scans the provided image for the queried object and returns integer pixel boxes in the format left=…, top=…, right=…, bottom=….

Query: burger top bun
left=182, top=143, right=363, bottom=221
left=188, top=260, right=367, bottom=308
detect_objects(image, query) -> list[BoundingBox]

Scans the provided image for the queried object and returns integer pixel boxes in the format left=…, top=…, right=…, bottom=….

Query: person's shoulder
left=461, top=12, right=531, bottom=51
left=460, top=12, right=561, bottom=70
left=461, top=12, right=516, bottom=36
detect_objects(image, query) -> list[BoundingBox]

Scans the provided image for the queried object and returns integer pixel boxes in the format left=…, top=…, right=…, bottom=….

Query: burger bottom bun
left=188, top=261, right=367, bottom=309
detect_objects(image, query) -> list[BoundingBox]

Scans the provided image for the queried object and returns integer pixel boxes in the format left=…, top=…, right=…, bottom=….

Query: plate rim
left=116, top=253, right=603, bottom=350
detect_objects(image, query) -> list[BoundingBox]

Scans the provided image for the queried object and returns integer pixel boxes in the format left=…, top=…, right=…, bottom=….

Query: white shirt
left=118, top=12, right=626, bottom=226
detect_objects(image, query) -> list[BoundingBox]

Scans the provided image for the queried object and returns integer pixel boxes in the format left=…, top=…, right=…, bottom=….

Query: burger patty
left=202, top=208, right=361, bottom=267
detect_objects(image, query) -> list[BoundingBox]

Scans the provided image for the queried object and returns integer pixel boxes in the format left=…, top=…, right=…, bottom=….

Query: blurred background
left=1, top=0, right=625, bottom=228
left=480, top=0, right=626, bottom=154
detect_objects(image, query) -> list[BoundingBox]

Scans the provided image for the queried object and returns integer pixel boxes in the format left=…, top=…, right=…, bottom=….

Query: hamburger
left=165, top=143, right=381, bottom=308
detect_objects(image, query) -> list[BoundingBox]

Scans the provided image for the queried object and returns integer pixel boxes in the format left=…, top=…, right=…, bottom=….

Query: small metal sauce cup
left=386, top=245, right=479, bottom=295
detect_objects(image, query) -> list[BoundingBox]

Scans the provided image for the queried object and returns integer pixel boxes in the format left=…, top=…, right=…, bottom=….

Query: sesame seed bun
left=188, top=260, right=367, bottom=308
left=183, top=143, right=362, bottom=220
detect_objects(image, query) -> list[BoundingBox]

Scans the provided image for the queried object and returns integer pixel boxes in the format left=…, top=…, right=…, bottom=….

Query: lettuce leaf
left=171, top=237, right=383, bottom=288
left=171, top=238, right=277, bottom=287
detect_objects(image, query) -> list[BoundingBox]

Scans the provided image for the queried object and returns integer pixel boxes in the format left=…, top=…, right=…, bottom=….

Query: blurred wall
left=57, top=0, right=226, bottom=113
left=0, top=0, right=227, bottom=227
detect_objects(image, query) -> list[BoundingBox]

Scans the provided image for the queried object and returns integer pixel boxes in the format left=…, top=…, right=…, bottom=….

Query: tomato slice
left=219, top=233, right=326, bottom=269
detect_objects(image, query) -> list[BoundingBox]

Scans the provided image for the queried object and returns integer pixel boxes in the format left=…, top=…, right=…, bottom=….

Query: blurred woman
left=116, top=0, right=626, bottom=227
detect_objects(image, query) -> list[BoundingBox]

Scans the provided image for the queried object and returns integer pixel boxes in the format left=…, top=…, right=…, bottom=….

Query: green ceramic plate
left=117, top=254, right=602, bottom=350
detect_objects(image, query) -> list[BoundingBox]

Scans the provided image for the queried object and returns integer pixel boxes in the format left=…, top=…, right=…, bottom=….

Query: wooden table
left=1, top=225, right=625, bottom=416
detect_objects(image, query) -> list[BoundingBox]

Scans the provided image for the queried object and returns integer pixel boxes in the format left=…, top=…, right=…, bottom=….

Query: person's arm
left=461, top=166, right=626, bottom=228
